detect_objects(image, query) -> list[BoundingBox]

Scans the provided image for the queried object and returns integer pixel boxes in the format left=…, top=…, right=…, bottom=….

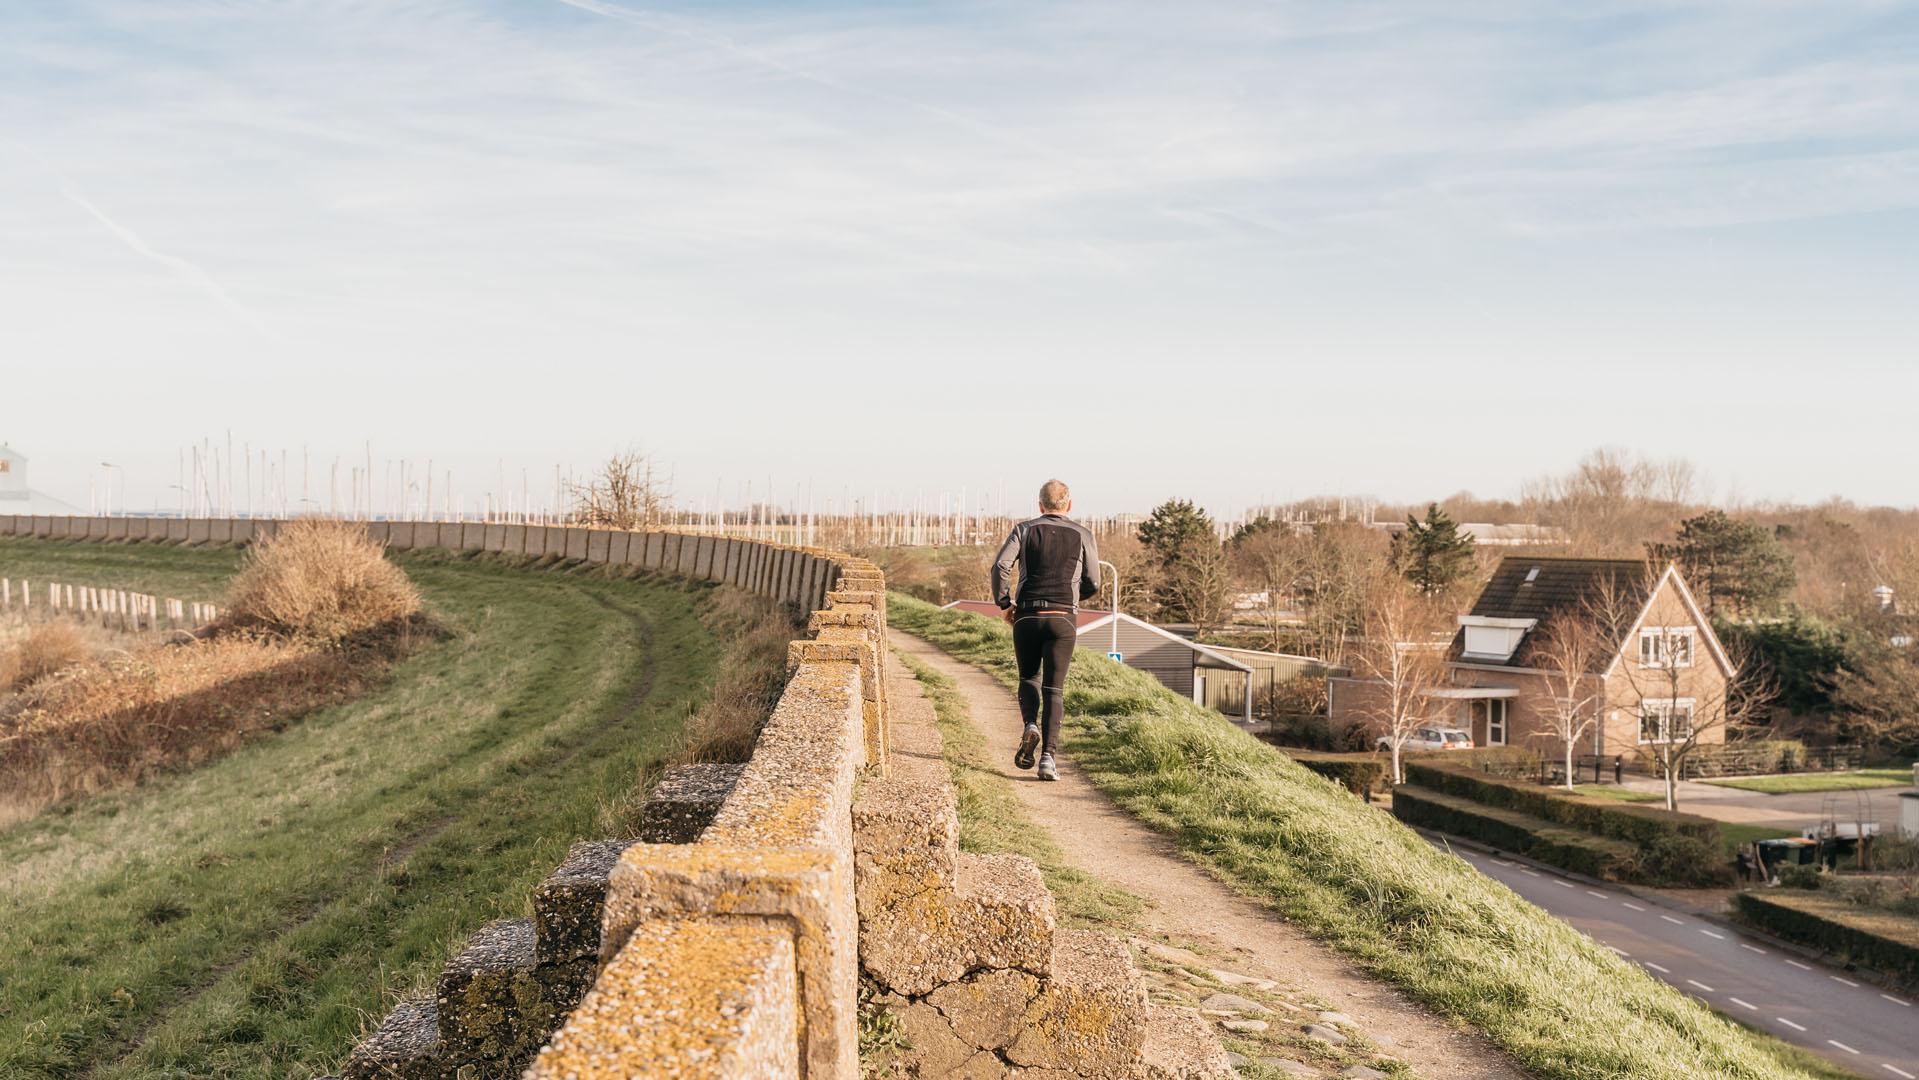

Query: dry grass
left=676, top=588, right=795, bottom=764
left=224, top=519, right=421, bottom=643
left=0, top=620, right=92, bottom=692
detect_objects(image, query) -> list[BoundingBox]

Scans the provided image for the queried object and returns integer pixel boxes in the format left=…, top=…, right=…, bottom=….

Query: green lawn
left=1702, top=768, right=1915, bottom=794
left=1571, top=784, right=1665, bottom=803
left=889, top=594, right=1840, bottom=1080
left=0, top=537, right=727, bottom=1080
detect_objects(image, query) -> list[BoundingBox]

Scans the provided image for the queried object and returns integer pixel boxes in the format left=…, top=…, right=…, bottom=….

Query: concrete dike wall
left=0, top=515, right=1225, bottom=1079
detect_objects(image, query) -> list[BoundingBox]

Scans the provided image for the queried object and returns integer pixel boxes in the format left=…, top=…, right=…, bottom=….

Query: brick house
left=1333, top=557, right=1737, bottom=763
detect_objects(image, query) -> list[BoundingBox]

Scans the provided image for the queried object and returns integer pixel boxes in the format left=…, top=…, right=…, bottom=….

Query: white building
left=0, top=444, right=84, bottom=514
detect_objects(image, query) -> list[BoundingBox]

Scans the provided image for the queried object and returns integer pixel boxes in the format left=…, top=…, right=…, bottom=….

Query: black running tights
left=1013, top=612, right=1075, bottom=752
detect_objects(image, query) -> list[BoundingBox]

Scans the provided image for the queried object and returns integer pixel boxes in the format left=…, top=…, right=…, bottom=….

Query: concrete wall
left=0, top=515, right=872, bottom=1078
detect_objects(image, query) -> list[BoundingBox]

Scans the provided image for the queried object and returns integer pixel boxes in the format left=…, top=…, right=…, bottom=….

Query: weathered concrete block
left=852, top=771, right=959, bottom=907
left=676, top=533, right=700, bottom=577
left=484, top=523, right=507, bottom=553
left=534, top=839, right=635, bottom=965
left=861, top=852, right=1055, bottom=996
left=642, top=531, right=666, bottom=570
left=607, top=530, right=630, bottom=564
left=359, top=520, right=385, bottom=546
left=637, top=762, right=745, bottom=844
left=341, top=998, right=452, bottom=1080
left=388, top=521, right=415, bottom=550
left=187, top=518, right=210, bottom=544
left=1005, top=930, right=1149, bottom=1075
left=586, top=530, right=610, bottom=564
left=542, top=526, right=568, bottom=559
left=564, top=528, right=588, bottom=562
left=1139, top=1004, right=1238, bottom=1079
left=527, top=918, right=800, bottom=1080
left=461, top=522, right=485, bottom=551
left=435, top=918, right=561, bottom=1066
left=694, top=535, right=716, bottom=579
left=501, top=524, right=526, bottom=555
left=209, top=518, right=232, bottom=545
left=437, top=522, right=463, bottom=550
left=522, top=524, right=544, bottom=557
left=926, top=968, right=1044, bottom=1050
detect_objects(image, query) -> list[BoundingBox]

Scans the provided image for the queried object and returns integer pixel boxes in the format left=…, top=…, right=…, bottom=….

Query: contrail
left=3, top=137, right=274, bottom=339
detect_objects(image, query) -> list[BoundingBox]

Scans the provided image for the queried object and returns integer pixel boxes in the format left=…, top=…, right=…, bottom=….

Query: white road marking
left=1882, top=994, right=1912, bottom=1007
left=1608, top=945, right=1630, bottom=956
left=1518, top=868, right=1540, bottom=877
left=1491, top=858, right=1514, bottom=867
left=1687, top=979, right=1716, bottom=992
left=1882, top=1064, right=1916, bottom=1079
left=1778, top=1018, right=1807, bottom=1032
left=1553, top=879, right=1575, bottom=889
left=1661, top=915, right=1685, bottom=925
left=1740, top=944, right=1767, bottom=954
left=1833, top=975, right=1861, bottom=988
left=1644, top=962, right=1671, bottom=974
left=1828, top=1040, right=1859, bottom=1055
left=1785, top=959, right=1812, bottom=971
left=1622, top=902, right=1647, bottom=912
left=1585, top=890, right=1608, bottom=898
left=1729, top=997, right=1757, bottom=1011
left=1699, top=929, right=1726, bottom=940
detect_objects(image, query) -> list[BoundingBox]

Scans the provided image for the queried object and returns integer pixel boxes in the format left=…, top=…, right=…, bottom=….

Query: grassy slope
left=889, top=595, right=1833, bottom=1080
left=0, top=538, right=720, bottom=1080
left=1703, top=768, right=1915, bottom=794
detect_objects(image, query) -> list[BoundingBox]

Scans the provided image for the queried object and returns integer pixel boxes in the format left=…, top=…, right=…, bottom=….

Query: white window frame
left=1638, top=626, right=1696, bottom=669
left=1637, top=698, right=1696, bottom=744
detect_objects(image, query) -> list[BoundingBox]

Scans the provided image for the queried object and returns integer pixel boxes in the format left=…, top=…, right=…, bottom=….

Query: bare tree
left=1528, top=608, right=1609, bottom=791
left=1350, top=583, right=1452, bottom=784
left=1619, top=625, right=1778, bottom=812
left=1231, top=525, right=1312, bottom=652
left=567, top=450, right=671, bottom=530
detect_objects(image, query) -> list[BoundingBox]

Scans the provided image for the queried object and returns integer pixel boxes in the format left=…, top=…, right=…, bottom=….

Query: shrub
left=1735, top=890, right=1919, bottom=988
left=1285, top=750, right=1388, bottom=797
left=0, top=621, right=91, bottom=691
left=1405, top=759, right=1729, bottom=886
left=225, top=519, right=421, bottom=642
left=1391, top=786, right=1637, bottom=880
left=1777, top=863, right=1826, bottom=889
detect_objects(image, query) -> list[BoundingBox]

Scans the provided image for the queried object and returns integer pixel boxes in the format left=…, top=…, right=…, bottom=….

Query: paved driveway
left=1620, top=777, right=1916, bottom=833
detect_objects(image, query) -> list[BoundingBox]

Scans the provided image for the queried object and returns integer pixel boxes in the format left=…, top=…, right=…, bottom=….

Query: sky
left=1, top=0, right=1915, bottom=520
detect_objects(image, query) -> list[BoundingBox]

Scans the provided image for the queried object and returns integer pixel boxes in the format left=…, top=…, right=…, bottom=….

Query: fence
left=0, top=576, right=218, bottom=632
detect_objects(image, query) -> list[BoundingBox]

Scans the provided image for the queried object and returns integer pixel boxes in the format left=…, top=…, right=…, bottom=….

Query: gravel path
left=892, top=629, right=1530, bottom=1080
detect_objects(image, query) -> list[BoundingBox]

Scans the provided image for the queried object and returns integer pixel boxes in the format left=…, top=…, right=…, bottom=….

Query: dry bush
left=0, top=621, right=92, bottom=692
left=225, top=519, right=422, bottom=642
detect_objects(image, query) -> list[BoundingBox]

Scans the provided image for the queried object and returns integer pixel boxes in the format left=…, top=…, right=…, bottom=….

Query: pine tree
left=1390, top=503, right=1475, bottom=596
left=1136, top=499, right=1227, bottom=624
left=1659, top=510, right=1797, bottom=617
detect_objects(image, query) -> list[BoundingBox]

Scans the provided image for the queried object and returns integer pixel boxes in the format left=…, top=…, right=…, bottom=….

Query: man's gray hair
left=1038, top=479, right=1071, bottom=512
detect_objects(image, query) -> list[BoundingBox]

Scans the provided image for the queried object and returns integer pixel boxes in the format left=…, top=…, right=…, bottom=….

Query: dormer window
left=1638, top=627, right=1695, bottom=669
left=1458, top=615, right=1537, bottom=662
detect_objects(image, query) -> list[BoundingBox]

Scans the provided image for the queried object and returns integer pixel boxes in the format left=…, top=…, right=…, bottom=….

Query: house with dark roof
left=1333, top=556, right=1737, bottom=762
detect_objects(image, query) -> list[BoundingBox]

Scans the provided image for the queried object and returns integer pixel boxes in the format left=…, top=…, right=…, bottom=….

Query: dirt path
left=892, top=630, right=1529, bottom=1080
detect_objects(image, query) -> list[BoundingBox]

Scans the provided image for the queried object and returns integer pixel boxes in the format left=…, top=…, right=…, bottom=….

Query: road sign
left=1107, top=651, right=1123, bottom=662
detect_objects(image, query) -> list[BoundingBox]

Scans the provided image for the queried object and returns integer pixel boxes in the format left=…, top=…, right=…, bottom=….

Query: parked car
left=1379, top=727, right=1475, bottom=752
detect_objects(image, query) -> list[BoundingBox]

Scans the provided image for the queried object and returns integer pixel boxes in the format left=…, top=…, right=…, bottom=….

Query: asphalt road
left=1429, top=836, right=1919, bottom=1079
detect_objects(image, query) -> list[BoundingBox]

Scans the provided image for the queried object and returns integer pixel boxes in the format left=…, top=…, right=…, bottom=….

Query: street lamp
left=1098, top=559, right=1120, bottom=658
left=99, top=462, right=120, bottom=517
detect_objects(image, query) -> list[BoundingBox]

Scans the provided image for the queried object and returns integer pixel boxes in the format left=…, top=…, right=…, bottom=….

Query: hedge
left=1284, top=750, right=1388, bottom=797
left=1405, top=760, right=1721, bottom=849
left=1735, top=891, right=1919, bottom=990
left=1391, top=786, right=1638, bottom=881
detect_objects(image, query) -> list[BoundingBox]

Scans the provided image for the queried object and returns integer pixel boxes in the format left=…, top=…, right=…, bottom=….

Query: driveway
left=1620, top=777, right=1916, bottom=834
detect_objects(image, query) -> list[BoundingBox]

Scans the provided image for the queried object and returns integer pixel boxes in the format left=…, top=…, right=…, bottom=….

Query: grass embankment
left=1704, top=768, right=1916, bottom=794
left=888, top=594, right=1834, bottom=1080
left=0, top=537, right=736, bottom=1080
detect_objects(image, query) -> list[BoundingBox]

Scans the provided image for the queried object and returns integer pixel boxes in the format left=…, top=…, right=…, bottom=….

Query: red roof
left=943, top=599, right=1111, bottom=631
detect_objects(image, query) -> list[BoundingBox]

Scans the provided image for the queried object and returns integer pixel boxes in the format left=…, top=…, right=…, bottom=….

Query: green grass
left=893, top=651, right=1142, bottom=931
left=1570, top=784, right=1665, bottom=803
left=889, top=594, right=1836, bottom=1080
left=1702, top=768, right=1915, bottom=794
left=0, top=537, right=731, bottom=1080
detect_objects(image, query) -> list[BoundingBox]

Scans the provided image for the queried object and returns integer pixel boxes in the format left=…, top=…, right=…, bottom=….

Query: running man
left=991, top=479, right=1101, bottom=781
